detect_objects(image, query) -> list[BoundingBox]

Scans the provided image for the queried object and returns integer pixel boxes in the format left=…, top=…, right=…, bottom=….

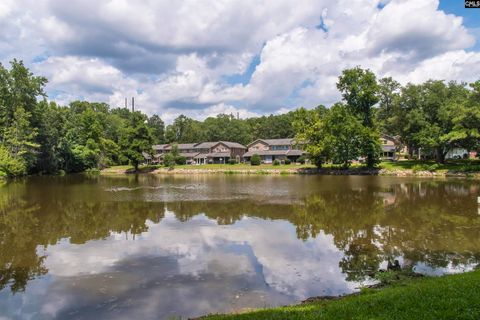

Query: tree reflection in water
left=1, top=177, right=479, bottom=293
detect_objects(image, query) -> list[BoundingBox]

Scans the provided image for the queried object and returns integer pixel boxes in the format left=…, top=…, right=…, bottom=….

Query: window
left=271, top=145, right=289, bottom=150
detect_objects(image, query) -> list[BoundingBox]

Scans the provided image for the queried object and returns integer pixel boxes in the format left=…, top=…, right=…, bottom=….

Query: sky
left=0, top=0, right=479, bottom=123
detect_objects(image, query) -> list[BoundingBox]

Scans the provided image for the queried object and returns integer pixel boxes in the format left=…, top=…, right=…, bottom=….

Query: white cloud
left=1, top=0, right=479, bottom=122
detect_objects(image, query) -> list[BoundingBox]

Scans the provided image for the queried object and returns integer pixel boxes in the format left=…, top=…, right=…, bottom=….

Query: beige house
left=150, top=141, right=246, bottom=164
left=380, top=134, right=399, bottom=161
left=243, top=138, right=305, bottom=163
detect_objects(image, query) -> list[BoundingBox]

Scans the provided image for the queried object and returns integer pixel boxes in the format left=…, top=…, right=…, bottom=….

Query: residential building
left=193, top=141, right=246, bottom=164
left=380, top=134, right=397, bottom=161
left=152, top=144, right=169, bottom=164
left=243, top=138, right=304, bottom=163
left=149, top=141, right=247, bottom=164
left=445, top=148, right=469, bottom=159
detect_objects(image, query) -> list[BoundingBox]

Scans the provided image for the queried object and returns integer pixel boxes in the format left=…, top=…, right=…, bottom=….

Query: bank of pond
left=99, top=160, right=480, bottom=179
left=201, top=269, right=480, bottom=320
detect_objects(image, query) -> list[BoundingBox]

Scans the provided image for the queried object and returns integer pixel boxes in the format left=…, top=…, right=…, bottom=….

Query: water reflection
left=0, top=175, right=479, bottom=319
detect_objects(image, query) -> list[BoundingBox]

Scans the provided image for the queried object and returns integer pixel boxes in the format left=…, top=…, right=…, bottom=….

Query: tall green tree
left=293, top=107, right=329, bottom=167
left=203, top=114, right=252, bottom=145
left=337, top=67, right=381, bottom=167
left=165, top=115, right=205, bottom=143
left=377, top=77, right=401, bottom=134
left=119, top=111, right=153, bottom=171
left=147, top=114, right=165, bottom=144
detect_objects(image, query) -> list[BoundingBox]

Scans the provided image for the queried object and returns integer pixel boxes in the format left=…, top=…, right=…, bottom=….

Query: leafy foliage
left=250, top=154, right=261, bottom=166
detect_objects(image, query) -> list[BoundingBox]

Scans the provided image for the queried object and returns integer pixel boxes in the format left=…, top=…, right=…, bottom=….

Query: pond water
left=0, top=174, right=479, bottom=319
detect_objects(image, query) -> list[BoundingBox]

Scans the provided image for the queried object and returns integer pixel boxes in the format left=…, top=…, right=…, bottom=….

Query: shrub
left=297, top=156, right=306, bottom=164
left=412, top=163, right=439, bottom=172
left=285, top=159, right=291, bottom=165
left=163, top=153, right=176, bottom=169
left=273, top=159, right=280, bottom=166
left=175, top=155, right=186, bottom=165
left=250, top=154, right=261, bottom=166
left=228, top=159, right=237, bottom=165
left=412, top=164, right=425, bottom=172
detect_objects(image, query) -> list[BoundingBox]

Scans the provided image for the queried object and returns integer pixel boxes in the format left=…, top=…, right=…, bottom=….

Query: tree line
left=0, top=60, right=298, bottom=177
left=0, top=60, right=479, bottom=176
left=295, top=67, right=480, bottom=168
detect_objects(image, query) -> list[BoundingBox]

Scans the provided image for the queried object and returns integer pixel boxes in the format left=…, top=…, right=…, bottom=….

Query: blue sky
left=0, top=0, right=479, bottom=122
left=439, top=0, right=480, bottom=50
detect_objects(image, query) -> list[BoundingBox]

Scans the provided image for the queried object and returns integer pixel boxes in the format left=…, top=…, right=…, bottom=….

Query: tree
left=163, top=153, right=175, bottom=169
left=119, top=111, right=152, bottom=171
left=165, top=115, right=205, bottom=143
left=203, top=114, right=252, bottom=145
left=377, top=77, right=401, bottom=134
left=337, top=67, right=381, bottom=167
left=147, top=114, right=165, bottom=144
left=295, top=104, right=376, bottom=168
left=293, top=107, right=329, bottom=168
left=0, top=60, right=46, bottom=174
left=3, top=106, right=39, bottom=169
left=323, top=104, right=369, bottom=168
left=0, top=145, right=26, bottom=177
left=445, top=81, right=480, bottom=153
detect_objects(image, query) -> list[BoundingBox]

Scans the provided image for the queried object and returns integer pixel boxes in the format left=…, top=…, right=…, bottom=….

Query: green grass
left=102, top=163, right=316, bottom=173
left=379, top=159, right=480, bottom=172
left=101, top=160, right=480, bottom=175
left=176, top=163, right=315, bottom=170
left=202, top=270, right=480, bottom=320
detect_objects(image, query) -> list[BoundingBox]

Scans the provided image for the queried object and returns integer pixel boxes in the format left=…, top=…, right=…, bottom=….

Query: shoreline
left=100, top=166, right=480, bottom=179
left=197, top=270, right=480, bottom=319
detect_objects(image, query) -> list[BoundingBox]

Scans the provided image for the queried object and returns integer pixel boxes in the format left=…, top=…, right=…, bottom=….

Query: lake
left=0, top=174, right=479, bottom=319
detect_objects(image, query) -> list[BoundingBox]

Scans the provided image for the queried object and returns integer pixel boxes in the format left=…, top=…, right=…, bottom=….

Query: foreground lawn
left=203, top=270, right=480, bottom=320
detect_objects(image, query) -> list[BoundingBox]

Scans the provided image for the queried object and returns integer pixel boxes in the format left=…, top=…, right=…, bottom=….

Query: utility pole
left=125, top=97, right=127, bottom=109
left=131, top=97, right=135, bottom=112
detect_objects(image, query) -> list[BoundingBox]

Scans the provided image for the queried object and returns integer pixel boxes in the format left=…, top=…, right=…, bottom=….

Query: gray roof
left=247, top=138, right=296, bottom=147
left=217, top=141, right=247, bottom=149
left=243, top=149, right=305, bottom=157
left=195, top=141, right=246, bottom=149
left=152, top=144, right=169, bottom=150
left=194, top=141, right=218, bottom=149
left=142, top=152, right=152, bottom=160
left=207, top=152, right=231, bottom=158
left=165, top=143, right=197, bottom=150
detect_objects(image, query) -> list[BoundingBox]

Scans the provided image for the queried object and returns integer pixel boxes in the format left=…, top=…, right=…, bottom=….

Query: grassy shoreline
left=100, top=160, right=480, bottom=178
left=199, top=270, right=480, bottom=320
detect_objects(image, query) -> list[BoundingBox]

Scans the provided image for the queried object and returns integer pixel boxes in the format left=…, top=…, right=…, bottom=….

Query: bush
left=175, top=155, right=186, bottom=165
left=285, top=159, right=291, bottom=165
left=412, top=164, right=425, bottom=172
left=228, top=159, right=237, bottom=165
left=250, top=154, right=261, bottom=166
left=297, top=156, right=306, bottom=164
left=273, top=159, right=280, bottom=166
left=412, top=163, right=439, bottom=172
left=163, top=153, right=176, bottom=169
